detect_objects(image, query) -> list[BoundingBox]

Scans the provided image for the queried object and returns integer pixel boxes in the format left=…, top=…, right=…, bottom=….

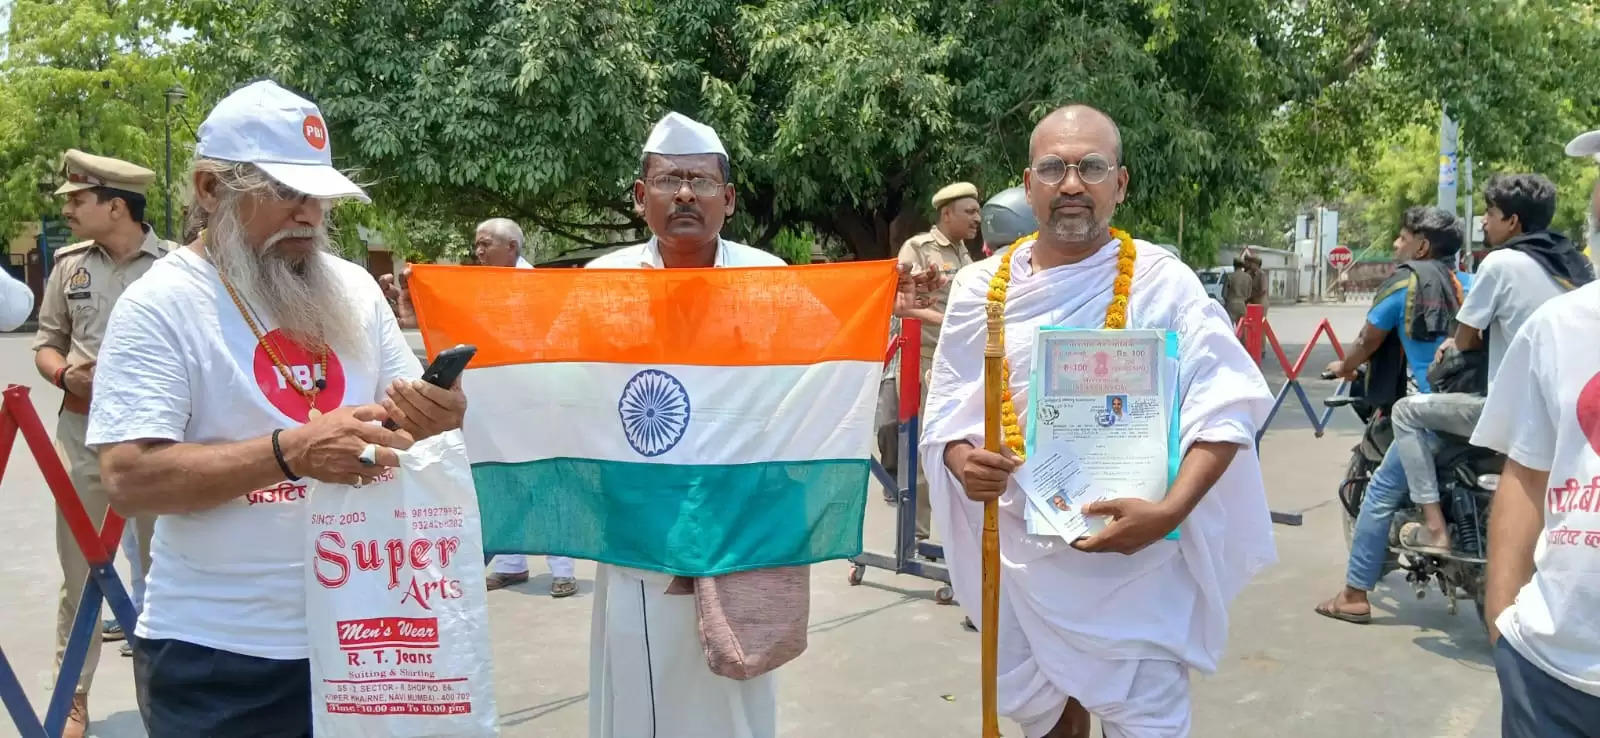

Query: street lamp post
left=163, top=84, right=188, bottom=240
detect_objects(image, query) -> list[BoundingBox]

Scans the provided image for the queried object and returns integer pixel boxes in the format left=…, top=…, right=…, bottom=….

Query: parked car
left=1196, top=267, right=1230, bottom=302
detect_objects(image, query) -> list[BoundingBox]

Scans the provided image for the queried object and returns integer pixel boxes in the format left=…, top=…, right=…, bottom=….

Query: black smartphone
left=421, top=344, right=477, bottom=388
left=384, top=344, right=476, bottom=430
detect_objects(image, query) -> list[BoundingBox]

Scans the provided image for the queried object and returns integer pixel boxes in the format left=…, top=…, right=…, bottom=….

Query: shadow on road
left=807, top=593, right=924, bottom=635
left=500, top=692, right=588, bottom=727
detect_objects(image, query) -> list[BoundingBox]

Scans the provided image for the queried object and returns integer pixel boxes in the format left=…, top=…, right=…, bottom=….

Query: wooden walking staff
left=980, top=302, right=1005, bottom=737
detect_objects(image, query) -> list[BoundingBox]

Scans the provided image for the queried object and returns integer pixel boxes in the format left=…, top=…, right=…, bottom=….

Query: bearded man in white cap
left=86, top=79, right=467, bottom=735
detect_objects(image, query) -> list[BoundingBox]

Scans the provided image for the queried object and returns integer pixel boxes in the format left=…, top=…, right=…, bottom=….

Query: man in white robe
left=582, top=111, right=788, bottom=738
left=920, top=105, right=1278, bottom=738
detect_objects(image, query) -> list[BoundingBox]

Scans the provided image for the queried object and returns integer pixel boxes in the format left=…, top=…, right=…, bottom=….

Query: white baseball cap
left=196, top=80, right=369, bottom=203
left=1567, top=129, right=1600, bottom=163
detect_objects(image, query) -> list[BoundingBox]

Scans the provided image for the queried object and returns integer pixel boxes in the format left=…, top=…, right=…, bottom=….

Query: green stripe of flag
left=472, top=458, right=869, bottom=577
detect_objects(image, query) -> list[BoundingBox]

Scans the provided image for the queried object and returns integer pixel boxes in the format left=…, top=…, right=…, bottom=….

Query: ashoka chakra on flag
left=618, top=369, right=691, bottom=457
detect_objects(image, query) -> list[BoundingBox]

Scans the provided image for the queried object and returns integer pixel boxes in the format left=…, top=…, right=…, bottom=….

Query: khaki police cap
left=932, top=181, right=979, bottom=210
left=54, top=149, right=156, bottom=196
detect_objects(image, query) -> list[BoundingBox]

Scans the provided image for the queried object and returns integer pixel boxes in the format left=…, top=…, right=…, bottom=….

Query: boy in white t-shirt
left=1472, top=132, right=1600, bottom=737
left=87, top=81, right=467, bottom=736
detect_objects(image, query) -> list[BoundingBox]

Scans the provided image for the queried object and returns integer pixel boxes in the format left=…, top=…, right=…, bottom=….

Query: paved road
left=0, top=302, right=1499, bottom=737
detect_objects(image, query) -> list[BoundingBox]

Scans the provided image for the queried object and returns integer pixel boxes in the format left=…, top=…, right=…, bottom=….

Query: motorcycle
left=1322, top=369, right=1503, bottom=625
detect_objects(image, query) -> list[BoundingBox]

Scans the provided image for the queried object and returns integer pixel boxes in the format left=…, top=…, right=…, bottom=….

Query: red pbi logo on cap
left=303, top=115, right=327, bottom=150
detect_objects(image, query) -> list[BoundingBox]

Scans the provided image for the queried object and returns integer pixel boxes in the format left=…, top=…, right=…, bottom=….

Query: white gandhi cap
left=1567, top=129, right=1600, bottom=163
left=196, top=80, right=370, bottom=203
left=642, top=112, right=727, bottom=157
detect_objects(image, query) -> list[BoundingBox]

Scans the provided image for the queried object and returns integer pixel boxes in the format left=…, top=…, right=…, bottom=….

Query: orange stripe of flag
left=408, top=261, right=899, bottom=368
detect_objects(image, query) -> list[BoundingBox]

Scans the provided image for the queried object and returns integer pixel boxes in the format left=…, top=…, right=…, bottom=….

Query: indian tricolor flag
left=407, top=262, right=896, bottom=577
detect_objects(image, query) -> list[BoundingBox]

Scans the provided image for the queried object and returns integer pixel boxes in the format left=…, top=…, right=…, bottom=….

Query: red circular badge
left=302, top=115, right=328, bottom=150
left=253, top=329, right=345, bottom=423
left=1577, top=372, right=1600, bottom=457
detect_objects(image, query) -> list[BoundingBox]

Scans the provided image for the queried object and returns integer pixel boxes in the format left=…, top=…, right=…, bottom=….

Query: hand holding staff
left=980, top=302, right=1005, bottom=737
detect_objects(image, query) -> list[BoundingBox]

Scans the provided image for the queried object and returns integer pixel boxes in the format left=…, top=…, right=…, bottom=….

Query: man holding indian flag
left=408, top=113, right=919, bottom=737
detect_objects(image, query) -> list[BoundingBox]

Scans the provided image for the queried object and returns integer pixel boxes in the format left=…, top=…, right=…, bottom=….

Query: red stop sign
left=1328, top=245, right=1353, bottom=270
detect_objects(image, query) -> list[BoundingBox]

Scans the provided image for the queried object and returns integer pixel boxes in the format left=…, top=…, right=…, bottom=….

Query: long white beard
left=207, top=205, right=367, bottom=363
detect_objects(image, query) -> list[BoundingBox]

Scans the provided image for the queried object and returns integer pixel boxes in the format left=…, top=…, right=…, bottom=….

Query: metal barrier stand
left=1236, top=304, right=1349, bottom=527
left=848, top=319, right=954, bottom=604
left=0, top=385, right=139, bottom=738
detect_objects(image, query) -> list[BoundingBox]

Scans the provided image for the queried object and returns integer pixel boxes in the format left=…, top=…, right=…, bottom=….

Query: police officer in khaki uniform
left=32, top=149, right=176, bottom=738
left=895, top=182, right=980, bottom=539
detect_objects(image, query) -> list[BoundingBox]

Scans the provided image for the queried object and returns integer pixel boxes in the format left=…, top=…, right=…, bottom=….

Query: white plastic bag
left=305, top=430, right=499, bottom=736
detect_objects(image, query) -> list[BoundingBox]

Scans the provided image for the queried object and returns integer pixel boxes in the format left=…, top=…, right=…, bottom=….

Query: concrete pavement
left=0, top=303, right=1500, bottom=737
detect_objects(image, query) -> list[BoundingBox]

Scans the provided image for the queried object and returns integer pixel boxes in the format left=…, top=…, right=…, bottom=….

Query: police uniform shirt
left=896, top=226, right=974, bottom=371
left=32, top=226, right=176, bottom=367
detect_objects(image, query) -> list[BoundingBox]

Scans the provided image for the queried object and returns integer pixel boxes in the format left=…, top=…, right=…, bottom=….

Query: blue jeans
left=1346, top=446, right=1409, bottom=591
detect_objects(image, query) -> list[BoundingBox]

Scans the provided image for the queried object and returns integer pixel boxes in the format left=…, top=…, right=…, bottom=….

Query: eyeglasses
left=649, top=175, right=724, bottom=198
left=1031, top=154, right=1116, bottom=186
left=265, top=179, right=312, bottom=205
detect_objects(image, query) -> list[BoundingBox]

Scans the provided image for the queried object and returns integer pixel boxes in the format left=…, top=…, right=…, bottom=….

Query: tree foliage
left=0, top=0, right=189, bottom=240
left=4, top=0, right=1595, bottom=268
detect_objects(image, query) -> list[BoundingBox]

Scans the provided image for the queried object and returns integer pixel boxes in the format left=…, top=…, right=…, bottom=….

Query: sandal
left=1314, top=596, right=1371, bottom=624
left=1398, top=522, right=1452, bottom=556
left=550, top=577, right=579, bottom=598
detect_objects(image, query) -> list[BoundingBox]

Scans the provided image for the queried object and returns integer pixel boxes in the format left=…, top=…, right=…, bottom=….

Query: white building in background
left=1216, top=244, right=1301, bottom=304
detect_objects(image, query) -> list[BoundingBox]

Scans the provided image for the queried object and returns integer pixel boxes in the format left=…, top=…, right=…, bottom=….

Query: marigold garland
left=989, top=228, right=1137, bottom=459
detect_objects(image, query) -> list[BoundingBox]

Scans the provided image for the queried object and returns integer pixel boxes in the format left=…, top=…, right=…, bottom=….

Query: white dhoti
left=588, top=564, right=778, bottom=738
left=490, top=554, right=576, bottom=578
left=921, top=239, right=1278, bottom=738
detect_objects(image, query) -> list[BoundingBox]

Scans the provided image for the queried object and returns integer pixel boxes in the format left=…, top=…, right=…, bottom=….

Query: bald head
left=1029, top=105, right=1123, bottom=164
left=1022, top=104, right=1130, bottom=258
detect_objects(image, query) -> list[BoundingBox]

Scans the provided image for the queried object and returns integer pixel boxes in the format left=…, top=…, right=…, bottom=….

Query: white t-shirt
left=87, top=247, right=422, bottom=660
left=1455, top=248, right=1565, bottom=382
left=586, top=238, right=786, bottom=269
left=0, top=267, right=33, bottom=331
left=1472, top=281, right=1600, bottom=697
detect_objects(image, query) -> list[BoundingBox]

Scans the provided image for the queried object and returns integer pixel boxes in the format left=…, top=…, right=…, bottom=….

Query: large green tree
left=0, top=0, right=190, bottom=241
left=142, top=0, right=1600, bottom=265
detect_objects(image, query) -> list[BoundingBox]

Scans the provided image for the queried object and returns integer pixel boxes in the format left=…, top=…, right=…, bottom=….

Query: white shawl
left=920, top=238, right=1277, bottom=686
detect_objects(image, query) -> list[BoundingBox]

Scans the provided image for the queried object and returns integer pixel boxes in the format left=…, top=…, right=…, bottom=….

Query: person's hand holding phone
left=382, top=377, right=466, bottom=441
left=282, top=404, right=414, bottom=486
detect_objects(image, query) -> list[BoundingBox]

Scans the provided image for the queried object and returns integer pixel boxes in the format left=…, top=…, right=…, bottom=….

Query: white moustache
left=264, top=228, right=320, bottom=250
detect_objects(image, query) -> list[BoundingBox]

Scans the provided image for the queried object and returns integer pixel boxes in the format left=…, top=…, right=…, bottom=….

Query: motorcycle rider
left=1390, top=174, right=1592, bottom=555
left=1314, top=206, right=1473, bottom=624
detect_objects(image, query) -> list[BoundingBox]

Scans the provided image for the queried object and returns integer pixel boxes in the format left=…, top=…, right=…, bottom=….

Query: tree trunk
left=828, top=204, right=930, bottom=261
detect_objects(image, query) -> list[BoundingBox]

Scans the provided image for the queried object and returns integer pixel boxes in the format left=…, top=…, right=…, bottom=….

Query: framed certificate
left=1017, top=328, right=1181, bottom=541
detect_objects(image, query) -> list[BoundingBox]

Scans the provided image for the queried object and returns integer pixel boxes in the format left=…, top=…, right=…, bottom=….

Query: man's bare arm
left=103, top=405, right=413, bottom=517
left=102, top=436, right=293, bottom=516
left=1454, top=322, right=1484, bottom=352
left=1328, top=321, right=1390, bottom=378
left=1484, top=458, right=1547, bottom=644
left=897, top=307, right=944, bottom=325
left=35, top=346, right=67, bottom=384
left=1073, top=441, right=1241, bottom=554
left=1160, top=440, right=1241, bottom=521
